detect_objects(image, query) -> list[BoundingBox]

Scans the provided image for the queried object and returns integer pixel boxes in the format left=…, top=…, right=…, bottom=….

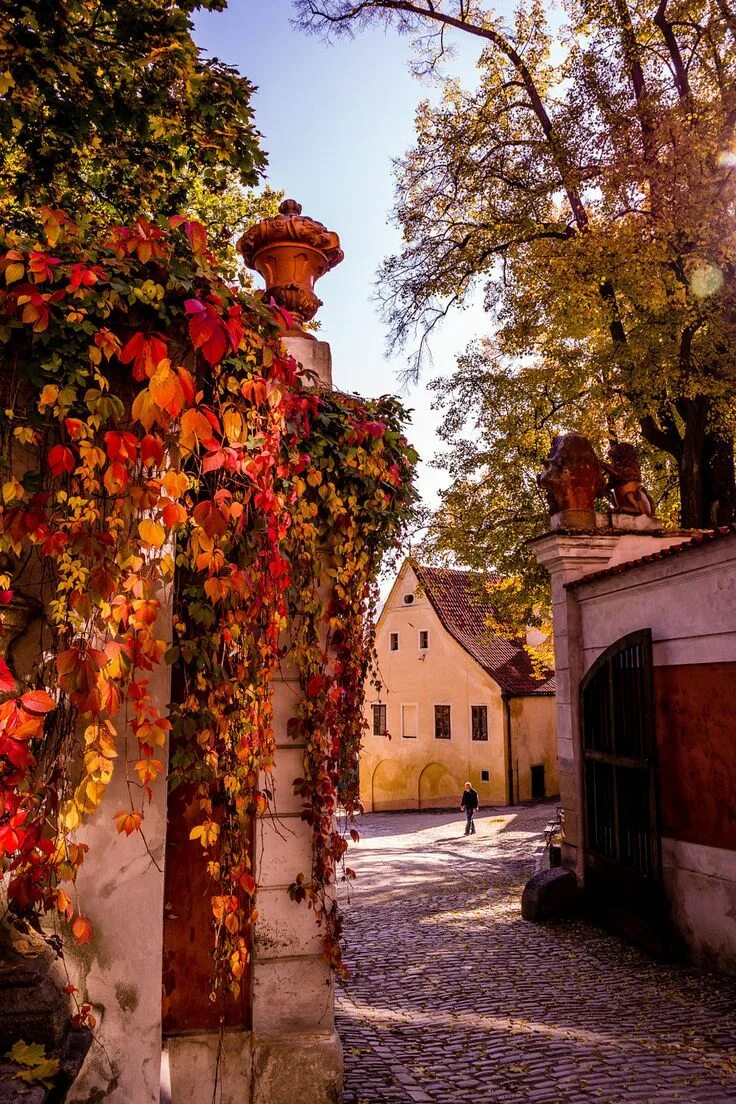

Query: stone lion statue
left=603, top=442, right=655, bottom=517
left=537, top=433, right=606, bottom=520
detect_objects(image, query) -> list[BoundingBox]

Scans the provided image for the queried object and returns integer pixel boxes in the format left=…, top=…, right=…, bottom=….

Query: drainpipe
left=502, top=692, right=514, bottom=806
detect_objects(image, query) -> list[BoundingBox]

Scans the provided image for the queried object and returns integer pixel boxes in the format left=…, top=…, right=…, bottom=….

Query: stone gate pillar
left=166, top=200, right=346, bottom=1104
left=242, top=198, right=345, bottom=1104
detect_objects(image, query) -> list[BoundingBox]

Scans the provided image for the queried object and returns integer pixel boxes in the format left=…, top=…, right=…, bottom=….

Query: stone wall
left=535, top=526, right=736, bottom=971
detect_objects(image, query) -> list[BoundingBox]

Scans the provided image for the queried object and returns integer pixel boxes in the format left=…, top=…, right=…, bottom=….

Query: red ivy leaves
left=0, top=210, right=417, bottom=1001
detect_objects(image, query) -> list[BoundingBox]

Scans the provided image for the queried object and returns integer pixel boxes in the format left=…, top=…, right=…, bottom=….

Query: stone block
left=262, top=746, right=307, bottom=816
left=167, top=1031, right=251, bottom=1104
left=254, top=888, right=323, bottom=959
left=252, top=956, right=333, bottom=1035
left=252, top=1030, right=343, bottom=1104
left=521, top=867, right=580, bottom=922
left=255, top=816, right=314, bottom=889
left=271, top=678, right=304, bottom=743
left=283, top=336, right=333, bottom=389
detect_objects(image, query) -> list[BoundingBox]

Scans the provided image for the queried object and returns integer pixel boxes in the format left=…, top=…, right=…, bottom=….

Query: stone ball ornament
left=238, top=198, right=344, bottom=337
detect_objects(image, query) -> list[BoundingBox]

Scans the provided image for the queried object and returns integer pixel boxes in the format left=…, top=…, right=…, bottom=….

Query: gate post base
left=252, top=1030, right=343, bottom=1104
left=167, top=1031, right=252, bottom=1104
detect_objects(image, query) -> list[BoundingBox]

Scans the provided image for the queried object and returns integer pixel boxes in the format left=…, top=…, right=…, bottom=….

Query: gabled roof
left=412, top=564, right=556, bottom=696
left=566, top=524, right=736, bottom=590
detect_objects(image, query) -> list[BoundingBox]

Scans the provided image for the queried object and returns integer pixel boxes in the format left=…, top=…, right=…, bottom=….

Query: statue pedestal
left=607, top=511, right=660, bottom=532
left=550, top=509, right=597, bottom=530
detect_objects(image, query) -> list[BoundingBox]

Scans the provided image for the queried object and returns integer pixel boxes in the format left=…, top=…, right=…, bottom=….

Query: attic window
left=419, top=630, right=429, bottom=650
left=390, top=632, right=399, bottom=651
left=403, top=593, right=415, bottom=605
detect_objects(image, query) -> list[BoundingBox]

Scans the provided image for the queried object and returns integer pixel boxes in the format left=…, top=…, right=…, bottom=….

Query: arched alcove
left=418, top=762, right=462, bottom=809
left=372, top=759, right=411, bottom=811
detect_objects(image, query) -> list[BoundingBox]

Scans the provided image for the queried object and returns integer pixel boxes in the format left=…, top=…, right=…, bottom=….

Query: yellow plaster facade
left=361, top=562, right=558, bottom=811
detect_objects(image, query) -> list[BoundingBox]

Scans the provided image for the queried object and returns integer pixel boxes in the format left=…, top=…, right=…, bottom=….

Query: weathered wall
left=361, top=563, right=508, bottom=810
left=66, top=588, right=172, bottom=1103
left=654, top=662, right=736, bottom=852
left=533, top=529, right=694, bottom=873
left=510, top=695, right=559, bottom=803
left=164, top=336, right=343, bottom=1104
left=576, top=539, right=736, bottom=970
left=538, top=528, right=736, bottom=972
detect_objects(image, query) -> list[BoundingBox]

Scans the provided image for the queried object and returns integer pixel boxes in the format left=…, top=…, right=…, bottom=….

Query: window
left=372, top=703, right=387, bottom=735
left=389, top=632, right=399, bottom=651
left=419, top=630, right=429, bottom=650
left=434, top=704, right=451, bottom=740
left=481, top=770, right=490, bottom=782
left=471, top=705, right=488, bottom=742
left=401, top=704, right=418, bottom=739
left=403, top=593, right=415, bottom=605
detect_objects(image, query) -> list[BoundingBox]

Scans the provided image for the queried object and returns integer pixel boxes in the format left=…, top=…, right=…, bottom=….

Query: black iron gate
left=581, top=629, right=665, bottom=944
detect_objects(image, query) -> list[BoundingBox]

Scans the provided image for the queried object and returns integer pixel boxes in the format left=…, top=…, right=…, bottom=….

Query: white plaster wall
left=662, top=839, right=736, bottom=971
left=573, top=535, right=736, bottom=971
left=575, top=539, right=736, bottom=669
left=67, top=586, right=172, bottom=1103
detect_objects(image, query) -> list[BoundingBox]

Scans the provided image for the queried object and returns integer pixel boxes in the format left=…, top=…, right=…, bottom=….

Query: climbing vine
left=0, top=208, right=417, bottom=997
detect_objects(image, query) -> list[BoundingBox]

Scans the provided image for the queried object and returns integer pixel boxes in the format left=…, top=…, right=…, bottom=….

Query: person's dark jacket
left=461, top=787, right=479, bottom=810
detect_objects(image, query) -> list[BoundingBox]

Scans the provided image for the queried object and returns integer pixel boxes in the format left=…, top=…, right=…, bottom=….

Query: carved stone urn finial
left=237, top=198, right=344, bottom=338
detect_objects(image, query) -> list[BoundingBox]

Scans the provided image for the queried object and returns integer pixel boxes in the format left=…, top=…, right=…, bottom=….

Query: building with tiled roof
left=413, top=565, right=556, bottom=695
left=361, top=559, right=558, bottom=812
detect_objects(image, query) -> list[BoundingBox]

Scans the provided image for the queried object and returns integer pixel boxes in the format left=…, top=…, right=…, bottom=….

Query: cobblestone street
left=337, top=803, right=736, bottom=1104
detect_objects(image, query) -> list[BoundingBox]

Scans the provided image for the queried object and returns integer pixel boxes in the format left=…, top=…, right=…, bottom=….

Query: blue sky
left=193, top=0, right=489, bottom=515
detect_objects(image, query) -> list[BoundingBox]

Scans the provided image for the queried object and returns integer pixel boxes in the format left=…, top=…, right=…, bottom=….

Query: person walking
left=460, top=781, right=479, bottom=835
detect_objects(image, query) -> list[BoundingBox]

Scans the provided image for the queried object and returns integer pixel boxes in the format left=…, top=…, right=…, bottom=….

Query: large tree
left=0, top=0, right=267, bottom=225
left=295, top=0, right=736, bottom=530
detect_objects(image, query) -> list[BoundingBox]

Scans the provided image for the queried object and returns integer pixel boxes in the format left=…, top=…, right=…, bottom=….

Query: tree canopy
left=0, top=0, right=266, bottom=223
left=295, top=0, right=736, bottom=541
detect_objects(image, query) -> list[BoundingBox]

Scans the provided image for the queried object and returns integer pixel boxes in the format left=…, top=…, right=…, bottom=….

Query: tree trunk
left=678, top=397, right=708, bottom=527
left=703, top=431, right=736, bottom=526
left=676, top=398, right=736, bottom=527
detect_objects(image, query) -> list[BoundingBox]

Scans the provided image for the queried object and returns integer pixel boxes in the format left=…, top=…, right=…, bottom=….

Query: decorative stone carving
left=538, top=433, right=606, bottom=529
left=238, top=199, right=344, bottom=337
left=603, top=442, right=655, bottom=517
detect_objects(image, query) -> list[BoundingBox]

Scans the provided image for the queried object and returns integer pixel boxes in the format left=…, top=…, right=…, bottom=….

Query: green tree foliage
left=0, top=0, right=266, bottom=223
left=295, top=0, right=736, bottom=538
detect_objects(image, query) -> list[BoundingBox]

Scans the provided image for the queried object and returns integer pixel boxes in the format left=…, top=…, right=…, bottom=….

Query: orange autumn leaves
left=0, top=208, right=292, bottom=954
left=0, top=205, right=417, bottom=987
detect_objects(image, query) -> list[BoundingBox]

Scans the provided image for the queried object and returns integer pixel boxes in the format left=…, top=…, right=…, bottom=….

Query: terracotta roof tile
left=412, top=564, right=556, bottom=696
left=566, top=524, right=736, bottom=590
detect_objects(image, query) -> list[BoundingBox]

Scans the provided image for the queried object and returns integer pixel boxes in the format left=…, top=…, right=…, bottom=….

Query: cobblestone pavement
left=337, top=802, right=736, bottom=1104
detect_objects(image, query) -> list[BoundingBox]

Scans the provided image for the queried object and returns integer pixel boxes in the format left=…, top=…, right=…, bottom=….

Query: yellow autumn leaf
left=138, top=517, right=166, bottom=549
left=131, top=387, right=160, bottom=432
left=59, top=799, right=82, bottom=832
left=5, top=262, right=25, bottom=285
left=2, top=478, right=23, bottom=504
left=162, top=468, right=189, bottom=497
left=38, top=384, right=59, bottom=410
left=222, top=407, right=244, bottom=442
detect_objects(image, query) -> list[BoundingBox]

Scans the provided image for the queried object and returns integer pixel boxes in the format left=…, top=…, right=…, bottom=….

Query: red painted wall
left=654, top=662, right=736, bottom=851
left=162, top=779, right=251, bottom=1034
